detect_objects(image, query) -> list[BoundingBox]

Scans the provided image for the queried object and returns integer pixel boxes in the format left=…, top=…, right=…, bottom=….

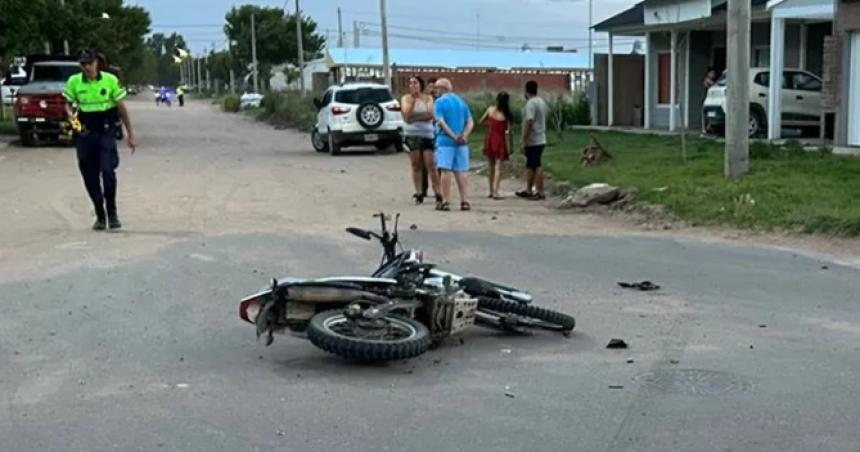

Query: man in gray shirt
left=516, top=80, right=547, bottom=200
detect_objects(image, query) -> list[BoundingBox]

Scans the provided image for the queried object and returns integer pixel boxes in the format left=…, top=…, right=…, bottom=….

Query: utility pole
left=588, top=0, right=593, bottom=74
left=197, top=56, right=203, bottom=93
left=60, top=0, right=69, bottom=54
left=380, top=0, right=391, bottom=88
left=725, top=0, right=751, bottom=178
left=188, top=57, right=194, bottom=88
left=296, top=0, right=306, bottom=91
left=337, top=7, right=344, bottom=47
left=205, top=47, right=211, bottom=91
left=251, top=13, right=260, bottom=93
left=353, top=21, right=361, bottom=47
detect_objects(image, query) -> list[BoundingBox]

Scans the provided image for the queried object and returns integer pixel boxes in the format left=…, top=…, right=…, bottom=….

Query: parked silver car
left=703, top=68, right=822, bottom=137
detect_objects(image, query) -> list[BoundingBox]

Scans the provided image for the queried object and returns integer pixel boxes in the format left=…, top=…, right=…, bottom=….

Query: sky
left=132, top=0, right=640, bottom=55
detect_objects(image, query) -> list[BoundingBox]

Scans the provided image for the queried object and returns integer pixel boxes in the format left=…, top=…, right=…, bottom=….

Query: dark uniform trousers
left=76, top=128, right=119, bottom=217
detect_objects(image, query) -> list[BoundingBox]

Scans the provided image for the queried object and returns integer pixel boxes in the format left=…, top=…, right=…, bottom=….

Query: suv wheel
left=749, top=109, right=763, bottom=138
left=311, top=128, right=328, bottom=152
left=328, top=129, right=342, bottom=156
left=356, top=103, right=384, bottom=130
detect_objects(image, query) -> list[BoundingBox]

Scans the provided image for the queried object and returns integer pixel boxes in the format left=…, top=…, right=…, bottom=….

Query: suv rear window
left=32, top=65, right=79, bottom=82
left=335, top=88, right=392, bottom=104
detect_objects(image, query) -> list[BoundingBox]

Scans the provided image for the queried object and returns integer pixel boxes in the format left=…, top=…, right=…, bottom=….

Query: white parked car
left=311, top=83, right=404, bottom=155
left=1, top=69, right=27, bottom=104
left=240, top=91, right=263, bottom=109
left=703, top=67, right=822, bottom=137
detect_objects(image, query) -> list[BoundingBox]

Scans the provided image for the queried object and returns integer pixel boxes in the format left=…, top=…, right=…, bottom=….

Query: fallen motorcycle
left=238, top=213, right=575, bottom=362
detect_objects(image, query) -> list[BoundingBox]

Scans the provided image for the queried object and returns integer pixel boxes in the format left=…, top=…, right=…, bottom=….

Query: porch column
left=608, top=32, right=615, bottom=126
left=644, top=32, right=652, bottom=128
left=670, top=29, right=678, bottom=132
left=768, top=16, right=785, bottom=140
left=799, top=23, right=808, bottom=70
left=684, top=31, right=691, bottom=130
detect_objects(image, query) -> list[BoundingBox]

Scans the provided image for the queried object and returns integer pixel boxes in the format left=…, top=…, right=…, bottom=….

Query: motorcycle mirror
left=346, top=227, right=373, bottom=241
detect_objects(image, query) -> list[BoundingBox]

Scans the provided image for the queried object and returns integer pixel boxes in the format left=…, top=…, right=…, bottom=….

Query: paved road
left=1, top=99, right=859, bottom=452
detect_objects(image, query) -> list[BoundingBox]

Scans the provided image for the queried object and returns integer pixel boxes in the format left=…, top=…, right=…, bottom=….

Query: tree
left=0, top=0, right=152, bottom=83
left=224, top=5, right=324, bottom=87
left=146, top=32, right=188, bottom=85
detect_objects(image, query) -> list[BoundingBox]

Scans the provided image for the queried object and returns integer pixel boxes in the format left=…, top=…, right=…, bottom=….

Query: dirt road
left=2, top=99, right=860, bottom=452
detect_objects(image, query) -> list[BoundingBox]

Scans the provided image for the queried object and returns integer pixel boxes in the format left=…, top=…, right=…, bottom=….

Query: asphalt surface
left=1, top=99, right=859, bottom=452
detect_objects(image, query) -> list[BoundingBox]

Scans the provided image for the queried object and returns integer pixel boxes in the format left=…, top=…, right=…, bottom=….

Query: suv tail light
left=386, top=103, right=401, bottom=112
left=331, top=106, right=351, bottom=115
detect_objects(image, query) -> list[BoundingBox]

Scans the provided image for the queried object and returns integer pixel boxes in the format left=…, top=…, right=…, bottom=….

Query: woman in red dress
left=479, top=92, right=513, bottom=199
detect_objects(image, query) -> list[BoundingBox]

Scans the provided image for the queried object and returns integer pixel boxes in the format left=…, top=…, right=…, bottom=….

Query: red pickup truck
left=13, top=56, right=79, bottom=146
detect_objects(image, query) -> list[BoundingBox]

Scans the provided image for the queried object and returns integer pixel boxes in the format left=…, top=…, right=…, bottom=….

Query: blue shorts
left=436, top=145, right=470, bottom=172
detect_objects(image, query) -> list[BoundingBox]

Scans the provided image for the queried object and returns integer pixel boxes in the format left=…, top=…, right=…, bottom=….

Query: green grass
left=0, top=106, right=16, bottom=136
left=474, top=129, right=860, bottom=236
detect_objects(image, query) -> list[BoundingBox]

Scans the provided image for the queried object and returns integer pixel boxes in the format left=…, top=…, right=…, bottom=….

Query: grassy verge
left=523, top=131, right=860, bottom=236
left=254, top=91, right=316, bottom=132
left=0, top=106, right=16, bottom=136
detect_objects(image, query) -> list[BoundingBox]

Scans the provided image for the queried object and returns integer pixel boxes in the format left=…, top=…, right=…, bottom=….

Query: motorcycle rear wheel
left=307, top=310, right=431, bottom=362
left=477, top=298, right=576, bottom=335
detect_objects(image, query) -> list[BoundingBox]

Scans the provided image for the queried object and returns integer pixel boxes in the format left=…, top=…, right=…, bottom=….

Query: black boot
left=107, top=211, right=122, bottom=230
left=93, top=205, right=106, bottom=231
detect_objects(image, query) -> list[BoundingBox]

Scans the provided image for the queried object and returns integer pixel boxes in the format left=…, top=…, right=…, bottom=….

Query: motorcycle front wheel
left=307, top=310, right=431, bottom=362
left=476, top=298, right=576, bottom=336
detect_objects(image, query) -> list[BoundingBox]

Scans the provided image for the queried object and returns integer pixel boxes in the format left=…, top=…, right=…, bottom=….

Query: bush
left=256, top=91, right=317, bottom=132
left=463, top=91, right=590, bottom=140
left=222, top=95, right=241, bottom=113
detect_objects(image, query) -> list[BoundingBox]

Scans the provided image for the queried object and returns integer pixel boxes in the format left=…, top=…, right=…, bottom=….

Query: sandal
left=529, top=193, right=546, bottom=201
left=413, top=193, right=424, bottom=205
left=460, top=201, right=471, bottom=211
left=436, top=201, right=451, bottom=211
left=515, top=190, right=533, bottom=198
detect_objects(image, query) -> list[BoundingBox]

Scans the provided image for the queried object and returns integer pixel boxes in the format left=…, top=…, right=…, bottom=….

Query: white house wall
left=643, top=22, right=805, bottom=130
left=645, top=0, right=713, bottom=25
left=647, top=32, right=689, bottom=129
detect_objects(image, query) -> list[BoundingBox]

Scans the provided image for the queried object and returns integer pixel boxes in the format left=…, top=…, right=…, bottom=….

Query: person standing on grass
left=433, top=78, right=473, bottom=211
left=516, top=80, right=547, bottom=201
left=701, top=67, right=718, bottom=133
left=401, top=75, right=441, bottom=205
left=479, top=91, right=513, bottom=199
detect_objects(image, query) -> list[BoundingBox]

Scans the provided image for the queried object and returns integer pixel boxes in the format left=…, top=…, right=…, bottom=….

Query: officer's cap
left=77, top=48, right=98, bottom=64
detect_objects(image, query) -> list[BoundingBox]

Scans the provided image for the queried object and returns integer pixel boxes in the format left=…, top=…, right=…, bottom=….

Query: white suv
left=703, top=68, right=822, bottom=137
left=311, top=83, right=404, bottom=155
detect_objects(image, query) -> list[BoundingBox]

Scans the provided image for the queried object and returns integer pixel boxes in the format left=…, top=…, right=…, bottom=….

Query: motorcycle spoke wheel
left=307, top=310, right=431, bottom=362
left=476, top=298, right=575, bottom=336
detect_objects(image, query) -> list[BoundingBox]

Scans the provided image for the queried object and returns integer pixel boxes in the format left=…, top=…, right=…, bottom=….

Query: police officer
left=63, top=48, right=138, bottom=230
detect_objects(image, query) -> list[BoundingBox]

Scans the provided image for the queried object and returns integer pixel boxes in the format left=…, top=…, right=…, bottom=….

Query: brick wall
left=838, top=0, right=860, bottom=33
left=822, top=0, right=860, bottom=143
left=821, top=36, right=841, bottom=112
left=392, top=70, right=571, bottom=96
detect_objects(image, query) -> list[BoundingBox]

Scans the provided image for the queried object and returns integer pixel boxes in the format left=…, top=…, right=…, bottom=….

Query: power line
left=360, top=29, right=630, bottom=52
left=152, top=24, right=224, bottom=28
left=359, top=27, right=633, bottom=47
left=359, top=21, right=627, bottom=45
